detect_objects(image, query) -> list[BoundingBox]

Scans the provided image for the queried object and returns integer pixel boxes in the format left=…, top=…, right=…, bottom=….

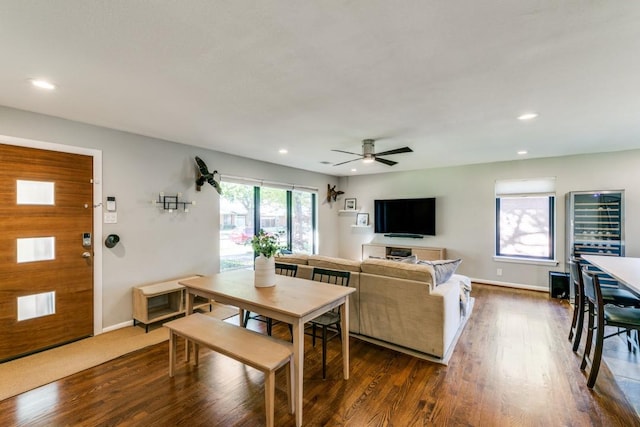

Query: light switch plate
left=104, top=212, right=118, bottom=224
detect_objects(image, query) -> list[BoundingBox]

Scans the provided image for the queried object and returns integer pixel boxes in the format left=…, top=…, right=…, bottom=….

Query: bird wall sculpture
left=195, top=156, right=222, bottom=194
left=326, top=184, right=344, bottom=203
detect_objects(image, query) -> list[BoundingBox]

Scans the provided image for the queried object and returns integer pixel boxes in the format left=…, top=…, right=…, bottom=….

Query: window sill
left=493, top=256, right=559, bottom=267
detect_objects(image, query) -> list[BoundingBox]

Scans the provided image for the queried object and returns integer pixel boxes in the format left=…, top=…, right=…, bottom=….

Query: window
left=219, top=180, right=317, bottom=272
left=495, top=178, right=556, bottom=261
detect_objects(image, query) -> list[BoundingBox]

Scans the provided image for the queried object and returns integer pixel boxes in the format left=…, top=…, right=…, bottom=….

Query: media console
left=362, top=243, right=446, bottom=261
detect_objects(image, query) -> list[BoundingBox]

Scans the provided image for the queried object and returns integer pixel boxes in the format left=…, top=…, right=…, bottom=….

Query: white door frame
left=1, top=134, right=103, bottom=335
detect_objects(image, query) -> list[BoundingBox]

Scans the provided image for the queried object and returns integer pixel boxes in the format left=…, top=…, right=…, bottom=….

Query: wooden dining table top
left=179, top=269, right=355, bottom=321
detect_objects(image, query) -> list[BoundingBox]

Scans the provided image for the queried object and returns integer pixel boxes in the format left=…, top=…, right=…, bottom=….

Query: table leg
left=169, top=330, right=176, bottom=377
left=238, top=308, right=245, bottom=327
left=185, top=292, right=194, bottom=362
left=340, top=298, right=350, bottom=380
left=293, top=319, right=304, bottom=427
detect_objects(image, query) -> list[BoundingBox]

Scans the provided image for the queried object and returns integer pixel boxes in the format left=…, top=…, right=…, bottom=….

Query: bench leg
left=265, top=370, right=275, bottom=427
left=169, top=331, right=176, bottom=377
left=287, top=357, right=294, bottom=414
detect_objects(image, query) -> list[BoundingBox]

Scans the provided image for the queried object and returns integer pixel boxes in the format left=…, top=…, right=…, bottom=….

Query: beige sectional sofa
left=275, top=253, right=472, bottom=363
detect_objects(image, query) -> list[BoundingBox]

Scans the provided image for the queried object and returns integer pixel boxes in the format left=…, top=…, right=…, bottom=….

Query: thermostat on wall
left=106, top=196, right=116, bottom=212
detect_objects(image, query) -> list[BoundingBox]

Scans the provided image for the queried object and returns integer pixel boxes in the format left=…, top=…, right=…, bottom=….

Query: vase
left=254, top=254, right=276, bottom=287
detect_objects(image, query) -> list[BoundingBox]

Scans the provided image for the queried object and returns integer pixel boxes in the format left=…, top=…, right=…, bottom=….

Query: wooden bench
left=164, top=313, right=294, bottom=427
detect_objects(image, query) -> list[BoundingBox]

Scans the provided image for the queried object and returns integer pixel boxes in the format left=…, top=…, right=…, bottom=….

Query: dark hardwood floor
left=1, top=284, right=638, bottom=426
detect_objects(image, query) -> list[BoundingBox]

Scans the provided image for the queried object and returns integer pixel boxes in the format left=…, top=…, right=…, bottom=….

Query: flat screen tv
left=374, top=197, right=436, bottom=236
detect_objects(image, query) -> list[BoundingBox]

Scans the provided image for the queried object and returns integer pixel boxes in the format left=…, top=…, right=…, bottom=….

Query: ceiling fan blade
left=375, top=157, right=398, bottom=166
left=331, top=149, right=362, bottom=156
left=333, top=158, right=362, bottom=166
left=374, top=147, right=413, bottom=156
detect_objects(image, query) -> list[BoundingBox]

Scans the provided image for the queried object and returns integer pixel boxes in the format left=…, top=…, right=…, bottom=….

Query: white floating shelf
left=351, top=225, right=371, bottom=228
left=338, top=209, right=360, bottom=213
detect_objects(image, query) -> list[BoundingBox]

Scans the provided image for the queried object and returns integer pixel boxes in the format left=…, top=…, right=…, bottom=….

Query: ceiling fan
left=332, top=139, right=413, bottom=166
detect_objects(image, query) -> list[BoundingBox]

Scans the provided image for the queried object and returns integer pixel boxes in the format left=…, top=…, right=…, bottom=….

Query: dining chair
left=569, top=260, right=640, bottom=352
left=244, top=263, right=298, bottom=336
left=580, top=268, right=640, bottom=388
left=307, top=267, right=351, bottom=379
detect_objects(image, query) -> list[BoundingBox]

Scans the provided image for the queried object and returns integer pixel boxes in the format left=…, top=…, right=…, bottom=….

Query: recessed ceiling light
left=278, top=148, right=288, bottom=154
left=517, top=150, right=528, bottom=155
left=31, top=79, right=56, bottom=90
left=351, top=168, right=357, bottom=172
left=518, top=113, right=538, bottom=121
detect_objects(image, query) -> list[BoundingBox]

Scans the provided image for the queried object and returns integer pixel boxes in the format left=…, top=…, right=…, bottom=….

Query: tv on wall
left=374, top=197, right=436, bottom=236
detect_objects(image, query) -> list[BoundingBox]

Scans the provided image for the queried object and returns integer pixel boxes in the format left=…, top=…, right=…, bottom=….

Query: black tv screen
left=374, top=198, right=436, bottom=236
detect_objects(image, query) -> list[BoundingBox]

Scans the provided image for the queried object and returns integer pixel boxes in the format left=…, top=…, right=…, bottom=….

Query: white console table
left=362, top=243, right=446, bottom=261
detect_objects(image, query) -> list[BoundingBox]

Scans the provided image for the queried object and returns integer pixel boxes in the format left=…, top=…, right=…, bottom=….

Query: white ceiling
left=2, top=1, right=640, bottom=176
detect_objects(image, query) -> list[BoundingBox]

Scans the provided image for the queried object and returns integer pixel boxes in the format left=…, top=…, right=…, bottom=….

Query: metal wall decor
left=154, top=192, right=195, bottom=212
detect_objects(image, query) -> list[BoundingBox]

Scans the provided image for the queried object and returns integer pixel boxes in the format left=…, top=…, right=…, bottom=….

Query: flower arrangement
left=250, top=229, right=280, bottom=258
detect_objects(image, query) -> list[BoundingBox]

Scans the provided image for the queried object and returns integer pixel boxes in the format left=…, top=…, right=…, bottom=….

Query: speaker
left=549, top=271, right=570, bottom=299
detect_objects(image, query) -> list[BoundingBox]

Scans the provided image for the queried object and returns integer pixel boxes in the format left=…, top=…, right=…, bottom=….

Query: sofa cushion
left=418, top=259, right=462, bottom=285
left=274, top=253, right=309, bottom=265
left=307, top=255, right=362, bottom=273
left=361, top=258, right=434, bottom=284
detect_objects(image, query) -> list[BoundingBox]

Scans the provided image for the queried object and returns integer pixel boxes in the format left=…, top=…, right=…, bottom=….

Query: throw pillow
left=418, top=259, right=462, bottom=285
left=399, top=255, right=418, bottom=264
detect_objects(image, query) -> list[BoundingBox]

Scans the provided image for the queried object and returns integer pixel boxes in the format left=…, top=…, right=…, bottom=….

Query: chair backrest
left=571, top=261, right=584, bottom=300
left=581, top=268, right=604, bottom=309
left=275, top=262, right=298, bottom=277
left=311, top=267, right=350, bottom=287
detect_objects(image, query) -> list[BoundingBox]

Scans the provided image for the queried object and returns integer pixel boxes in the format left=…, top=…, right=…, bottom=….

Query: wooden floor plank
left=0, top=283, right=638, bottom=426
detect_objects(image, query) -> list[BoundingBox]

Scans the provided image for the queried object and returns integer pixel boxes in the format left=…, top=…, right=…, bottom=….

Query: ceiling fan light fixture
left=362, top=154, right=375, bottom=163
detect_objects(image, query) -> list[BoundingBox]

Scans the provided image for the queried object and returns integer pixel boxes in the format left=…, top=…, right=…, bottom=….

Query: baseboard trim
left=470, top=278, right=548, bottom=293
left=102, top=320, right=134, bottom=333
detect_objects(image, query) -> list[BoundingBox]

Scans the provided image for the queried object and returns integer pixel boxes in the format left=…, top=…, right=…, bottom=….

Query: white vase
left=254, top=254, right=276, bottom=287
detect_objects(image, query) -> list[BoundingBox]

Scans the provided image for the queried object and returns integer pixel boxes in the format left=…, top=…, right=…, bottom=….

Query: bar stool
left=569, top=260, right=640, bottom=352
left=580, top=269, right=640, bottom=388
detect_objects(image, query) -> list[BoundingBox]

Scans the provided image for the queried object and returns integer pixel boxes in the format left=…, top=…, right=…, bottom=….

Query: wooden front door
left=0, top=143, right=94, bottom=361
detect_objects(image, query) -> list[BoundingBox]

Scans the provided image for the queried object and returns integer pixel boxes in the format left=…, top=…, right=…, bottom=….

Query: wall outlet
left=496, top=268, right=503, bottom=276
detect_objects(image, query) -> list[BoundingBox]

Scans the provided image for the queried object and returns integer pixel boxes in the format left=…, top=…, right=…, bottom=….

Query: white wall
left=338, top=151, right=640, bottom=290
left=4, top=104, right=640, bottom=322
left=0, top=106, right=339, bottom=328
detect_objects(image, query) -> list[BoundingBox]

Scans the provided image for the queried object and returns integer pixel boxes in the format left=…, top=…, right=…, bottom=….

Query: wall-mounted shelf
left=338, top=209, right=360, bottom=214
left=351, top=225, right=371, bottom=228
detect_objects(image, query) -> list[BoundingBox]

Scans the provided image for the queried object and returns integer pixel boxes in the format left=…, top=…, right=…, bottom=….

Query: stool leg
left=572, top=296, right=586, bottom=352
left=265, top=370, right=275, bottom=427
left=581, top=302, right=595, bottom=371
left=587, top=308, right=605, bottom=388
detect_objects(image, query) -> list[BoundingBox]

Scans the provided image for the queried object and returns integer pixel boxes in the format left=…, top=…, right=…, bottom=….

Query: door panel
left=0, top=143, right=94, bottom=361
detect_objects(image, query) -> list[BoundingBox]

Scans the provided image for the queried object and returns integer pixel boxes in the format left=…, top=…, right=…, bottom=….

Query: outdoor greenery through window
left=495, top=178, right=556, bottom=261
left=219, top=181, right=316, bottom=272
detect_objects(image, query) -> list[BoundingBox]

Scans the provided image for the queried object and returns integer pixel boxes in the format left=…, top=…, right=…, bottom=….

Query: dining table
left=581, top=255, right=640, bottom=296
left=179, top=269, right=356, bottom=427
